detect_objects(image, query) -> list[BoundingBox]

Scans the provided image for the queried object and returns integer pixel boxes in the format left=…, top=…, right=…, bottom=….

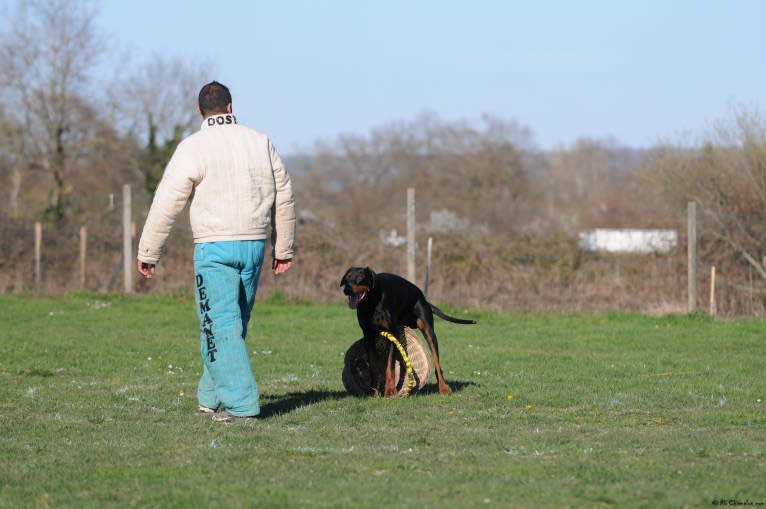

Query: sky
left=99, top=0, right=766, bottom=155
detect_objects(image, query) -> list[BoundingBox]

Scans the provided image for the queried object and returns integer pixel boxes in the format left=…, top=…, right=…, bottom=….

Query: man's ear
left=197, top=105, right=204, bottom=119
left=226, top=103, right=232, bottom=114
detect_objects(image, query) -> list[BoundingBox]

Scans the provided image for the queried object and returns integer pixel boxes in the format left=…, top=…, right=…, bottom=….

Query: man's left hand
left=272, top=259, right=292, bottom=275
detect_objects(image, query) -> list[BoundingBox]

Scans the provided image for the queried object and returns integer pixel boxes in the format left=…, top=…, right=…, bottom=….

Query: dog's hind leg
left=414, top=302, right=452, bottom=395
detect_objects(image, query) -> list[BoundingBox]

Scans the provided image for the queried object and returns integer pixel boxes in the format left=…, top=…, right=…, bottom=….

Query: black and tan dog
left=340, top=266, right=476, bottom=397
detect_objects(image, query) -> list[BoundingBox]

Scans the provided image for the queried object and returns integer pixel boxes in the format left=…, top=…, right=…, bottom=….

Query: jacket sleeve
left=269, top=139, right=296, bottom=260
left=137, top=143, right=200, bottom=264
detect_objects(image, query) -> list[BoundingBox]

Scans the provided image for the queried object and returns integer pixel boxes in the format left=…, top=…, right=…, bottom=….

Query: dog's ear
left=340, top=268, right=351, bottom=287
left=364, top=267, right=376, bottom=287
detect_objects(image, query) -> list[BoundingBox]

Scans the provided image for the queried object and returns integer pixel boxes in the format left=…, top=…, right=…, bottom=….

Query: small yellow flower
left=526, top=404, right=533, bottom=411
left=507, top=394, right=513, bottom=401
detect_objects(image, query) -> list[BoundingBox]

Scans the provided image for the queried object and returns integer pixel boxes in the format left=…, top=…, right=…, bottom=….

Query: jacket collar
left=201, top=113, right=237, bottom=129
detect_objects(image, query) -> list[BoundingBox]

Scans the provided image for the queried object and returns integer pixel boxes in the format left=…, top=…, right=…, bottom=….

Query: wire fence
left=3, top=188, right=766, bottom=316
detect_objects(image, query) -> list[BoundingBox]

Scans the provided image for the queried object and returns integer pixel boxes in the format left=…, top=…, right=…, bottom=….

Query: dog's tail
left=430, top=303, right=477, bottom=324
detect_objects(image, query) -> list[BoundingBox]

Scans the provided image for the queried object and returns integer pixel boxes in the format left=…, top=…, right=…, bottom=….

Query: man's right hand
left=137, top=260, right=156, bottom=279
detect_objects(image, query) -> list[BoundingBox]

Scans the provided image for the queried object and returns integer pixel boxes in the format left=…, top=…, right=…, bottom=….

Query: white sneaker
left=211, top=409, right=257, bottom=423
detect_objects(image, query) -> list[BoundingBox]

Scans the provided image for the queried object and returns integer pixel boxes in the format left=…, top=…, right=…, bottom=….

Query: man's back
left=138, top=113, right=295, bottom=264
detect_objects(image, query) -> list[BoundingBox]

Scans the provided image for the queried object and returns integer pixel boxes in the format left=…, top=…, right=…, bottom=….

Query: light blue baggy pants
left=193, top=240, right=265, bottom=417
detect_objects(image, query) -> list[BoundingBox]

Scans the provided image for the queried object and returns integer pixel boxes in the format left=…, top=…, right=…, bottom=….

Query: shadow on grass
left=260, top=390, right=351, bottom=418
left=416, top=379, right=478, bottom=396
left=259, top=379, right=477, bottom=417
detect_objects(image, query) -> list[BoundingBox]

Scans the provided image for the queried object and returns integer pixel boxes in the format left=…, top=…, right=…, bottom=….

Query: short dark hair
left=198, top=81, right=232, bottom=116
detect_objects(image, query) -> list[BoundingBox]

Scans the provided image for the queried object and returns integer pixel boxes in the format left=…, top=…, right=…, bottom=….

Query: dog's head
left=340, top=266, right=375, bottom=309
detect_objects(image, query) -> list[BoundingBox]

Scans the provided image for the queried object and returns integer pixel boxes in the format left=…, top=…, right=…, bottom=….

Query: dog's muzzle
left=347, top=291, right=366, bottom=309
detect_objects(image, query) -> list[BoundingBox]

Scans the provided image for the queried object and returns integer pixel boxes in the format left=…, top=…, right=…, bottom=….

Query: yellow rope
left=379, top=331, right=416, bottom=396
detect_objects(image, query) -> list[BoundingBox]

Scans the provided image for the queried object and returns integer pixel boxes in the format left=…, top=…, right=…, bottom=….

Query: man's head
left=198, top=81, right=232, bottom=117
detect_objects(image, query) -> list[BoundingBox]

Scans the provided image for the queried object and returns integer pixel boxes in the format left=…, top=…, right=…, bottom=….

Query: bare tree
left=107, top=54, right=212, bottom=145
left=103, top=54, right=214, bottom=194
left=0, top=0, right=105, bottom=223
left=546, top=138, right=645, bottom=228
left=406, top=113, right=536, bottom=234
left=293, top=112, right=539, bottom=240
left=0, top=106, right=27, bottom=218
left=638, top=106, right=766, bottom=280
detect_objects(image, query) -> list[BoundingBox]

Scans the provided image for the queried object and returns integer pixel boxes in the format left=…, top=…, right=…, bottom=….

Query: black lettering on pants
left=196, top=273, right=217, bottom=362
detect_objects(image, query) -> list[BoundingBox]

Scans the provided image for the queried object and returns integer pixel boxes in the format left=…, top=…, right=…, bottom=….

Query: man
left=137, top=81, right=295, bottom=422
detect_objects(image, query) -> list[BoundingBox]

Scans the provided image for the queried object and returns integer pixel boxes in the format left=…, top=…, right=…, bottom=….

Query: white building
left=579, top=229, right=677, bottom=254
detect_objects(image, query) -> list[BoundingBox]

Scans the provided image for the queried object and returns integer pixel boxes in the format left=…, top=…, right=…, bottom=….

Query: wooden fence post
left=687, top=201, right=697, bottom=313
left=424, top=236, right=433, bottom=297
left=80, top=226, right=87, bottom=290
left=34, top=222, right=42, bottom=289
left=123, top=184, right=133, bottom=294
left=709, top=266, right=717, bottom=317
left=406, top=187, right=416, bottom=284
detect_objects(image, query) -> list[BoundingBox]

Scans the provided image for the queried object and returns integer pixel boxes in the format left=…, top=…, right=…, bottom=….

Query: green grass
left=0, top=294, right=764, bottom=509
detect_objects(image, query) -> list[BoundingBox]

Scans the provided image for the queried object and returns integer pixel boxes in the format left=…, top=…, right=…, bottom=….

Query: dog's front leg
left=383, top=342, right=397, bottom=397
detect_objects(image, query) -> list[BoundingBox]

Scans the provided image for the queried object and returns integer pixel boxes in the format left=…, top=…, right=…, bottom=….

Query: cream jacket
left=137, top=114, right=296, bottom=265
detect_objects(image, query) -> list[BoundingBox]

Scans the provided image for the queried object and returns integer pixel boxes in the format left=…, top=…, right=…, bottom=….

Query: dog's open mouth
left=347, top=291, right=366, bottom=309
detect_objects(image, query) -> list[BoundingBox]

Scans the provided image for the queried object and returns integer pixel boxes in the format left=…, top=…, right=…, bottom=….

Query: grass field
left=0, top=293, right=764, bottom=509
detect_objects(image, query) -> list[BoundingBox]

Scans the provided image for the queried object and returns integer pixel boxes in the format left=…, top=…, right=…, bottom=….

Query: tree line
left=0, top=0, right=207, bottom=226
left=2, top=1, right=766, bottom=315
